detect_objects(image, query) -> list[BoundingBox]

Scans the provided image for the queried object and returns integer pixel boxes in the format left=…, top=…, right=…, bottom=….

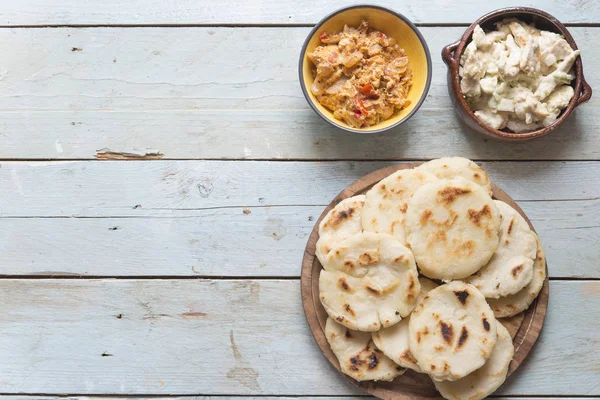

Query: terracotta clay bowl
left=442, top=7, right=592, bottom=141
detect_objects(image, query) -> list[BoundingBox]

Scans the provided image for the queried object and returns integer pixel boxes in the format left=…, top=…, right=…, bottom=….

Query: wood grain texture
left=0, top=199, right=595, bottom=278
left=0, top=279, right=594, bottom=396
left=1, top=398, right=593, bottom=400
left=0, top=7, right=596, bottom=398
left=0, top=27, right=598, bottom=159
left=0, top=161, right=597, bottom=277
left=0, top=396, right=596, bottom=400
left=301, top=163, right=548, bottom=399
left=0, top=0, right=597, bottom=25
left=0, top=200, right=596, bottom=278
left=1, top=161, right=599, bottom=217
left=0, top=398, right=378, bottom=400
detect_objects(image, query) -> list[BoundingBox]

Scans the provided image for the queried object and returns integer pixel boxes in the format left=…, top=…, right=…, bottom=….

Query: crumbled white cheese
left=460, top=18, right=580, bottom=132
left=497, top=98, right=515, bottom=112
left=480, top=76, right=498, bottom=94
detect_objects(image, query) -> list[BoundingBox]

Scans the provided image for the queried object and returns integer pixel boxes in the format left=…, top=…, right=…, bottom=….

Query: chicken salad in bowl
left=460, top=18, right=580, bottom=133
left=442, top=7, right=591, bottom=141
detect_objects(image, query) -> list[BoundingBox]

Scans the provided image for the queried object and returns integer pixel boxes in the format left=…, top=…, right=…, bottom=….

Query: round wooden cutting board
left=301, top=162, right=549, bottom=400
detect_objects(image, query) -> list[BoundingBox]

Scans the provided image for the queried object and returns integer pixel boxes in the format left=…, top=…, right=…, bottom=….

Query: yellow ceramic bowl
left=299, top=5, right=432, bottom=134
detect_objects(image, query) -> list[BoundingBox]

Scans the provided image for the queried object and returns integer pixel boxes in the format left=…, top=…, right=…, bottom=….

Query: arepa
left=405, top=178, right=500, bottom=280
left=315, top=195, right=365, bottom=265
left=325, top=317, right=405, bottom=381
left=408, top=281, right=497, bottom=381
left=319, top=232, right=421, bottom=332
left=488, top=233, right=546, bottom=318
left=433, top=320, right=514, bottom=400
left=372, top=277, right=438, bottom=372
left=464, top=200, right=537, bottom=298
left=416, top=157, right=492, bottom=195
left=361, top=169, right=438, bottom=244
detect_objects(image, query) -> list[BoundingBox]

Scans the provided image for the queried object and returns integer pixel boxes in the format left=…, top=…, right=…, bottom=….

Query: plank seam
left=0, top=196, right=597, bottom=218
left=1, top=158, right=600, bottom=162
left=0, top=23, right=598, bottom=28
left=0, top=276, right=592, bottom=280
left=0, top=395, right=595, bottom=398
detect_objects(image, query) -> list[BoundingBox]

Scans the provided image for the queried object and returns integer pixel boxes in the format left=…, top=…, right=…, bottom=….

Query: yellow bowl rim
left=298, top=4, right=432, bottom=134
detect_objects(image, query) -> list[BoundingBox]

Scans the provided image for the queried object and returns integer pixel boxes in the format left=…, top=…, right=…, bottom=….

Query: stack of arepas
left=316, top=157, right=546, bottom=400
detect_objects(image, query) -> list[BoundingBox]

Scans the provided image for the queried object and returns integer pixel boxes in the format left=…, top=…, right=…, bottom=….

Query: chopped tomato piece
left=319, top=31, right=329, bottom=41
left=356, top=97, right=368, bottom=114
left=379, top=32, right=386, bottom=39
left=359, top=82, right=379, bottom=99
left=359, top=82, right=373, bottom=95
left=353, top=95, right=367, bottom=119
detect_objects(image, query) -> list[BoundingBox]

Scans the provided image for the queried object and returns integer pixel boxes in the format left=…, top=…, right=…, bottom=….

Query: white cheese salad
left=460, top=18, right=580, bottom=132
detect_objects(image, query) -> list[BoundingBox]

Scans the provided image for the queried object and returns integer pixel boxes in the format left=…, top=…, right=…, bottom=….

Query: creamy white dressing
left=460, top=18, right=580, bottom=132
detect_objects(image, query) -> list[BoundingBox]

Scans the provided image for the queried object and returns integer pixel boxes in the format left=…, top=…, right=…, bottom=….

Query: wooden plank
left=0, top=27, right=598, bottom=160
left=7, top=27, right=597, bottom=112
left=0, top=398, right=593, bottom=400
left=0, top=200, right=597, bottom=278
left=3, top=108, right=599, bottom=160
left=12, top=397, right=573, bottom=400
left=0, top=398, right=372, bottom=400
left=0, top=398, right=375, bottom=400
left=0, top=207, right=314, bottom=277
left=0, top=279, right=595, bottom=395
left=0, top=160, right=597, bottom=277
left=1, top=161, right=598, bottom=217
left=0, top=0, right=598, bottom=25
left=0, top=27, right=307, bottom=112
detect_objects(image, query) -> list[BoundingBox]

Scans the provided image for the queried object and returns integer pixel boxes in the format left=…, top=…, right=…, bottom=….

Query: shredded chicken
left=308, top=20, right=413, bottom=128
left=460, top=18, right=580, bottom=132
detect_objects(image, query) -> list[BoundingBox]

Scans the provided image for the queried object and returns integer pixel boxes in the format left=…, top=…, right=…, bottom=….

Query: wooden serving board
left=300, top=162, right=550, bottom=400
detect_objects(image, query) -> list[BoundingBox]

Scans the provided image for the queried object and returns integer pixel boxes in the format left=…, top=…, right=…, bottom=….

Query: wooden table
left=0, top=1, right=598, bottom=399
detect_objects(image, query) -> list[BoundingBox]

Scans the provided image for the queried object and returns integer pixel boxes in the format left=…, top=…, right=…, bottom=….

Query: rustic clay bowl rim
left=442, top=7, right=592, bottom=141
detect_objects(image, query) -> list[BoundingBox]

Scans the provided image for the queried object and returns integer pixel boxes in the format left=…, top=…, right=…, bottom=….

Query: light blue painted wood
left=0, top=200, right=596, bottom=278
left=0, top=280, right=594, bottom=395
left=0, top=0, right=597, bottom=24
left=0, top=2, right=596, bottom=397
left=0, top=161, right=598, bottom=218
left=0, top=161, right=597, bottom=277
left=0, top=28, right=596, bottom=159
